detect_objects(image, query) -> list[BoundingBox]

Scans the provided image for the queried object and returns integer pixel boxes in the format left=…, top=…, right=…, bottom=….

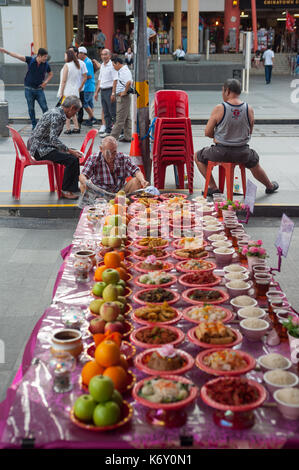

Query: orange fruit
left=110, top=204, right=126, bottom=216
left=119, top=354, right=129, bottom=370
left=81, top=360, right=104, bottom=386
left=103, top=366, right=128, bottom=391
left=117, top=251, right=125, bottom=262
left=94, top=265, right=108, bottom=282
left=95, top=340, right=121, bottom=368
left=104, top=252, right=121, bottom=269
left=116, top=267, right=129, bottom=281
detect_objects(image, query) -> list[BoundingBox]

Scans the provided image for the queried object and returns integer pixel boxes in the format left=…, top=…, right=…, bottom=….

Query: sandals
left=64, top=130, right=72, bottom=135
left=61, top=191, right=79, bottom=200
left=265, top=181, right=279, bottom=194
left=72, top=128, right=81, bottom=134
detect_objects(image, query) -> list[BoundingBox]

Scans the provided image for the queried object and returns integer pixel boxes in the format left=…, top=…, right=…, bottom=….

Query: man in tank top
left=195, top=79, right=279, bottom=196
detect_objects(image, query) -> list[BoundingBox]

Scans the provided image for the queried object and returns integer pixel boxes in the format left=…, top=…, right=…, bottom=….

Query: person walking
left=94, top=49, right=117, bottom=137
left=95, top=29, right=106, bottom=53
left=77, top=46, right=96, bottom=127
left=111, top=57, right=132, bottom=142
left=0, top=47, right=53, bottom=130
left=194, top=79, right=279, bottom=196
left=147, top=26, right=156, bottom=66
left=58, top=49, right=85, bottom=134
left=27, top=96, right=83, bottom=200
left=125, top=47, right=134, bottom=68
left=262, top=45, right=274, bottom=84
left=68, top=46, right=88, bottom=126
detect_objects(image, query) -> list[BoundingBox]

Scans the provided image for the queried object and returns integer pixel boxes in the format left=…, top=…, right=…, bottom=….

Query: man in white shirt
left=262, top=46, right=274, bottom=84
left=173, top=46, right=185, bottom=61
left=111, top=57, right=133, bottom=142
left=95, top=49, right=118, bottom=136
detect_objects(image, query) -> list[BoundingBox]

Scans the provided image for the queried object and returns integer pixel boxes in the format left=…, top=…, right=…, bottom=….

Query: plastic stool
left=203, top=162, right=246, bottom=200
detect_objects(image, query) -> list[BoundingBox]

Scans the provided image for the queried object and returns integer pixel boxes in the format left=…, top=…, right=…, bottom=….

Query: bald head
left=101, top=48, right=111, bottom=63
left=101, top=136, right=117, bottom=166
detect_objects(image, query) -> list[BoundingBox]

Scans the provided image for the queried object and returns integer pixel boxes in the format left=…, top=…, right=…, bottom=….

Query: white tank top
left=58, top=61, right=81, bottom=98
left=214, top=102, right=251, bottom=147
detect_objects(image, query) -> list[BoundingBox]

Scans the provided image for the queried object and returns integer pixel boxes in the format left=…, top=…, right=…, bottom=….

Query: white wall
left=45, top=0, right=66, bottom=62
left=0, top=6, right=33, bottom=63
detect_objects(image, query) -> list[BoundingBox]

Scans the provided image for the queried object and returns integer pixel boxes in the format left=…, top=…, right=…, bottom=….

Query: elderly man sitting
left=79, top=136, right=149, bottom=195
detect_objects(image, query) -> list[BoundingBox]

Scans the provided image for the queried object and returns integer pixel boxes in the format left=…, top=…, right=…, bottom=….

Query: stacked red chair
left=153, top=90, right=194, bottom=193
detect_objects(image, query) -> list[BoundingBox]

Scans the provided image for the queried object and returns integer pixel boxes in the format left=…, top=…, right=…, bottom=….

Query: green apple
left=102, top=284, right=118, bottom=302
left=89, top=299, right=105, bottom=314
left=88, top=375, right=114, bottom=403
left=102, top=225, right=113, bottom=236
left=102, top=268, right=120, bottom=285
left=92, top=282, right=106, bottom=297
left=117, top=296, right=127, bottom=306
left=115, top=284, right=124, bottom=296
left=111, top=389, right=123, bottom=407
left=74, top=394, right=97, bottom=422
left=117, top=279, right=126, bottom=288
left=93, top=401, right=121, bottom=427
left=101, top=236, right=110, bottom=247
left=107, top=236, right=122, bottom=249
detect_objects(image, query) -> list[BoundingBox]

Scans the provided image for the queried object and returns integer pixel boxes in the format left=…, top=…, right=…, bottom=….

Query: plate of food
left=134, top=272, right=177, bottom=289
left=132, top=248, right=169, bottom=261
left=134, top=345, right=194, bottom=376
left=134, top=258, right=175, bottom=274
left=159, top=193, right=188, bottom=200
left=130, top=325, right=185, bottom=349
left=134, top=238, right=168, bottom=250
left=132, top=375, right=198, bottom=411
left=200, top=376, right=267, bottom=413
left=133, top=288, right=180, bottom=306
left=182, top=287, right=229, bottom=305
left=172, top=248, right=209, bottom=261
left=196, top=348, right=256, bottom=376
left=130, top=193, right=159, bottom=201
left=70, top=400, right=133, bottom=432
left=172, top=237, right=207, bottom=250
left=182, top=305, right=233, bottom=324
left=178, top=271, right=221, bottom=288
left=188, top=322, right=243, bottom=349
left=176, top=259, right=216, bottom=274
left=132, top=302, right=182, bottom=325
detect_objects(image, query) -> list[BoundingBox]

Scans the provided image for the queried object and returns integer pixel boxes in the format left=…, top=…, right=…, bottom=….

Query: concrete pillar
left=187, top=0, right=199, bottom=55
left=65, top=0, right=74, bottom=49
left=224, top=0, right=240, bottom=52
left=98, top=0, right=114, bottom=52
left=174, top=0, right=182, bottom=50
left=31, top=0, right=47, bottom=53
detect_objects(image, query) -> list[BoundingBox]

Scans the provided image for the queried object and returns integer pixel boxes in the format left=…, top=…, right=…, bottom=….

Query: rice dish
left=208, top=234, right=226, bottom=241
left=260, top=353, right=289, bottom=369
left=276, top=388, right=299, bottom=405
left=213, top=241, right=232, bottom=248
left=214, top=248, right=234, bottom=254
left=225, top=264, right=244, bottom=272
left=225, top=272, right=246, bottom=280
left=265, top=370, right=297, bottom=386
left=242, top=318, right=267, bottom=329
left=239, top=307, right=264, bottom=318
left=205, top=225, right=222, bottom=231
left=233, top=295, right=256, bottom=306
left=228, top=280, right=248, bottom=289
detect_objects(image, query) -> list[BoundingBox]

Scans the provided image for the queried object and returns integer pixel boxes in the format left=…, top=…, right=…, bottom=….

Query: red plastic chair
left=203, top=161, right=246, bottom=201
left=154, top=90, right=189, bottom=118
left=8, top=126, right=61, bottom=200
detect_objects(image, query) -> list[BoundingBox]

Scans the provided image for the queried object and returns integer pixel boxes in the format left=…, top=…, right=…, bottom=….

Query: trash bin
left=0, top=101, right=9, bottom=137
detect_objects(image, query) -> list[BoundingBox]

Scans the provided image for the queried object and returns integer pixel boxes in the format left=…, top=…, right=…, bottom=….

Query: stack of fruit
left=101, top=190, right=132, bottom=252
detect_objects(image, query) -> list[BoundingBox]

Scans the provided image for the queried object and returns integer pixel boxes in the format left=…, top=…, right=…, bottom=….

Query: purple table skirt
left=1, top=209, right=299, bottom=449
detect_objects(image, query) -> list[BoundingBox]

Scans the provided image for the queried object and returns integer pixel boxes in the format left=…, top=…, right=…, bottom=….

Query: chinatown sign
left=240, top=0, right=299, bottom=8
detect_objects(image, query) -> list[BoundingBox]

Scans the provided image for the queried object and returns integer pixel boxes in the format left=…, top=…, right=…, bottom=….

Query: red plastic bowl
left=132, top=306, right=182, bottom=326
left=171, top=249, right=209, bottom=261
left=182, top=305, right=233, bottom=324
left=172, top=239, right=207, bottom=249
left=132, top=374, right=198, bottom=411
left=70, top=401, right=133, bottom=432
left=134, top=240, right=169, bottom=250
left=133, top=288, right=180, bottom=306
left=187, top=325, right=243, bottom=349
left=176, top=260, right=216, bottom=274
left=200, top=377, right=267, bottom=413
left=159, top=193, right=188, bottom=200
left=130, top=325, right=185, bottom=349
left=134, top=273, right=177, bottom=289
left=195, top=348, right=256, bottom=377
left=132, top=249, right=169, bottom=261
left=134, top=261, right=175, bottom=274
left=131, top=194, right=159, bottom=202
left=178, top=272, right=221, bottom=288
left=182, top=288, right=229, bottom=305
left=134, top=348, right=195, bottom=376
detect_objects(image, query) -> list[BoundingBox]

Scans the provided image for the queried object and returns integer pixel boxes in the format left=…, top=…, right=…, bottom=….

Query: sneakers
left=83, top=120, right=93, bottom=127
left=265, top=181, right=279, bottom=194
left=72, top=128, right=80, bottom=134
left=64, top=129, right=72, bottom=135
left=118, top=135, right=131, bottom=142
left=99, top=124, right=106, bottom=134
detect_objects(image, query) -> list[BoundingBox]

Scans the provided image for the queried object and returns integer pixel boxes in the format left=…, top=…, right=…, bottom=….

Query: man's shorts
left=196, top=144, right=259, bottom=169
left=84, top=91, right=94, bottom=109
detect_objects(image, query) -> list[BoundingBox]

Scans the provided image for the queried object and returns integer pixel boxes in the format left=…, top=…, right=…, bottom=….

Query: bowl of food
left=172, top=237, right=207, bottom=250
left=130, top=325, right=184, bottom=349
left=134, top=345, right=194, bottom=376
left=263, top=370, right=299, bottom=395
left=237, top=306, right=266, bottom=321
left=212, top=240, right=233, bottom=249
left=196, top=348, right=256, bottom=376
left=201, top=376, right=267, bottom=413
left=239, top=318, right=270, bottom=342
left=70, top=400, right=133, bottom=432
left=182, top=287, right=229, bottom=305
left=178, top=271, right=221, bottom=288
left=134, top=257, right=174, bottom=273
left=213, top=247, right=236, bottom=265
left=188, top=322, right=243, bottom=349
left=172, top=248, right=209, bottom=261
left=134, top=238, right=168, bottom=250
left=160, top=193, right=188, bottom=200
left=132, top=248, right=169, bottom=261
left=224, top=272, right=249, bottom=283
left=230, top=295, right=257, bottom=312
left=223, top=264, right=248, bottom=274
left=135, top=272, right=177, bottom=289
left=225, top=280, right=253, bottom=297
left=203, top=225, right=225, bottom=239
left=132, top=302, right=181, bottom=326
left=257, top=353, right=292, bottom=372
left=132, top=375, right=198, bottom=411
left=273, top=388, right=299, bottom=420
left=207, top=234, right=227, bottom=243
left=182, top=304, right=233, bottom=325
left=131, top=193, right=159, bottom=201
left=176, top=259, right=216, bottom=274
left=133, top=288, right=180, bottom=306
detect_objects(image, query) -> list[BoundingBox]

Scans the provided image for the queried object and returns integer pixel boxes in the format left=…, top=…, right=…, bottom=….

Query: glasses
left=254, top=273, right=272, bottom=299
left=274, top=309, right=294, bottom=342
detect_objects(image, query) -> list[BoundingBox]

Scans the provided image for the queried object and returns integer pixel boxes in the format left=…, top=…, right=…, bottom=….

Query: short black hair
left=223, top=78, right=241, bottom=95
left=111, top=56, right=123, bottom=65
left=37, top=48, right=48, bottom=57
left=70, top=46, right=78, bottom=54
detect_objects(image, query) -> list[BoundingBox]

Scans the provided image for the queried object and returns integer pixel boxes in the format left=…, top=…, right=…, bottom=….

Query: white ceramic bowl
left=203, top=226, right=225, bottom=239
left=225, top=280, right=253, bottom=297
left=257, top=354, right=292, bottom=372
left=213, top=248, right=235, bottom=265
left=212, top=241, right=233, bottom=249
left=237, top=306, right=266, bottom=321
left=239, top=318, right=270, bottom=342
left=207, top=234, right=227, bottom=243
left=223, top=264, right=248, bottom=274
left=263, top=370, right=299, bottom=395
left=230, top=296, right=257, bottom=312
left=273, top=388, right=299, bottom=420
left=224, top=272, right=249, bottom=282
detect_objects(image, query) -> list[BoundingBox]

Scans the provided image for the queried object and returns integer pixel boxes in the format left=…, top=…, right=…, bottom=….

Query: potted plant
left=283, top=316, right=299, bottom=363
left=239, top=240, right=268, bottom=272
left=215, top=200, right=248, bottom=218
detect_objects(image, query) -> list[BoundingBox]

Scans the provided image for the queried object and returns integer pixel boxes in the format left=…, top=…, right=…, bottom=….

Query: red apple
left=100, top=302, right=120, bottom=322
left=89, top=318, right=106, bottom=335
left=104, top=321, right=124, bottom=334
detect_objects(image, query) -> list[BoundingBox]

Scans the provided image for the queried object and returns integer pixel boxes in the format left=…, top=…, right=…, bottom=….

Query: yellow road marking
left=0, top=204, right=77, bottom=208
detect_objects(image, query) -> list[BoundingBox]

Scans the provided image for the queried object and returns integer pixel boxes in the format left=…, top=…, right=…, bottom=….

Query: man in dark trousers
left=0, top=47, right=53, bottom=129
left=94, top=49, right=117, bottom=137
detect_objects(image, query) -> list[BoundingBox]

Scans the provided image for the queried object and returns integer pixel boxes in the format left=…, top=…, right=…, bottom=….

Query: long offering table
left=0, top=200, right=298, bottom=449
